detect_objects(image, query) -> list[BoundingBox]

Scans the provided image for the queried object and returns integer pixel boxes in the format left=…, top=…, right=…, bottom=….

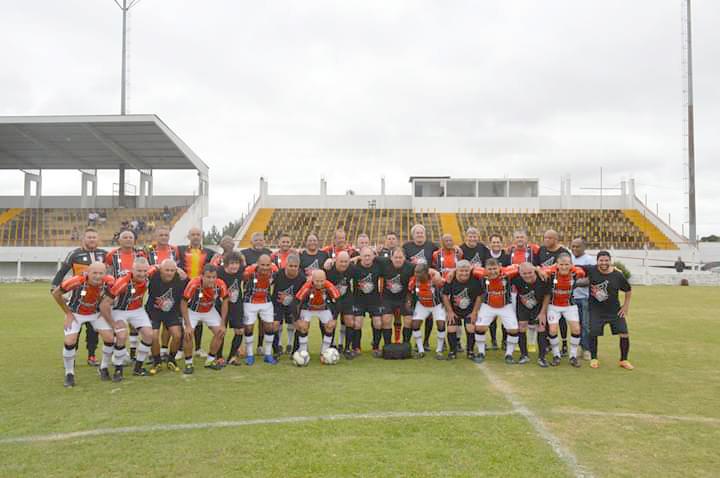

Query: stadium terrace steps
left=439, top=213, right=462, bottom=242
left=0, top=208, right=22, bottom=227
left=622, top=210, right=678, bottom=250
left=239, top=208, right=275, bottom=247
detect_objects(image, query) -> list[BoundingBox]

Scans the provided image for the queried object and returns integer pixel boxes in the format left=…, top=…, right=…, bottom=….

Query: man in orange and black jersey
left=508, top=229, right=541, bottom=266
left=241, top=254, right=279, bottom=365
left=407, top=263, right=445, bottom=359
left=51, top=227, right=107, bottom=366
left=270, top=232, right=294, bottom=269
left=210, top=236, right=236, bottom=268
left=485, top=234, right=512, bottom=351
left=321, top=229, right=356, bottom=260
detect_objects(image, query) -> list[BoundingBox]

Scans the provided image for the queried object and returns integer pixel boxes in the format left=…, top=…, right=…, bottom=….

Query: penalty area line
left=0, top=409, right=516, bottom=445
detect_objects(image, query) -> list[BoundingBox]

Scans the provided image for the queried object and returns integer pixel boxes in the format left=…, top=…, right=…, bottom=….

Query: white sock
left=160, top=346, right=168, bottom=356
left=549, top=335, right=561, bottom=357
left=101, top=343, right=113, bottom=369
left=436, top=330, right=446, bottom=353
left=63, top=346, right=76, bottom=375
left=263, top=334, right=274, bottom=356
left=413, top=330, right=424, bottom=353
left=339, top=324, right=346, bottom=347
left=245, top=335, right=255, bottom=357
left=321, top=334, right=333, bottom=353
left=506, top=334, right=519, bottom=356
left=286, top=324, right=295, bottom=347
left=475, top=333, right=486, bottom=355
left=299, top=335, right=309, bottom=353
left=136, top=340, right=151, bottom=363
left=570, top=334, right=581, bottom=359
left=129, top=334, right=138, bottom=350
left=528, top=325, right=537, bottom=345
left=112, top=345, right=128, bottom=367
left=185, top=355, right=193, bottom=365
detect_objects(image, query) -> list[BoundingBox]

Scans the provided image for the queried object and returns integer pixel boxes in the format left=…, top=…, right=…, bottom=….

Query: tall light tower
left=113, top=0, right=144, bottom=115
left=681, top=0, right=696, bottom=245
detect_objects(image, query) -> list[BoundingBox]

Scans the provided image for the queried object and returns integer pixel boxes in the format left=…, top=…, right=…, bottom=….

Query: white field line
left=0, top=410, right=516, bottom=445
left=557, top=409, right=720, bottom=425
left=475, top=363, right=594, bottom=478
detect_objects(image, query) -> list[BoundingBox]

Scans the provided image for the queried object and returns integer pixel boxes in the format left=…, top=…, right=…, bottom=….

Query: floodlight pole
left=121, top=0, right=127, bottom=115
left=685, top=0, right=697, bottom=246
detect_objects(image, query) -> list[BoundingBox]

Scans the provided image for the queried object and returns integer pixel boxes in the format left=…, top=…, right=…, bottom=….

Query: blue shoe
left=245, top=355, right=256, bottom=366
left=263, top=355, right=278, bottom=365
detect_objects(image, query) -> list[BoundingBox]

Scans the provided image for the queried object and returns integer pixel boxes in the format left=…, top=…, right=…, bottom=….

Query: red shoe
left=87, top=355, right=98, bottom=367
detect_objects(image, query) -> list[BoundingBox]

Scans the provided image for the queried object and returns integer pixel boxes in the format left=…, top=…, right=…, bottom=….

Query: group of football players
left=52, top=223, right=634, bottom=388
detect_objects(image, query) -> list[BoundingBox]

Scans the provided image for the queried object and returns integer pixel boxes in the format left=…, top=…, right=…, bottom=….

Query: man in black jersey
left=216, top=252, right=245, bottom=365
left=51, top=227, right=107, bottom=366
left=241, top=232, right=272, bottom=266
left=379, top=247, right=414, bottom=345
left=325, top=251, right=356, bottom=358
left=511, top=262, right=550, bottom=366
left=146, top=259, right=187, bottom=373
left=377, top=232, right=399, bottom=259
left=349, top=247, right=386, bottom=357
left=442, top=260, right=483, bottom=360
left=581, top=251, right=634, bottom=370
left=402, top=224, right=439, bottom=350
left=460, top=227, right=489, bottom=267
left=272, top=254, right=305, bottom=355
left=299, top=234, right=329, bottom=276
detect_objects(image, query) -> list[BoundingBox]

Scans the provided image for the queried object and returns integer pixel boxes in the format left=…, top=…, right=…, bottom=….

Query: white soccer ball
left=292, top=350, right=310, bottom=367
left=321, top=348, right=340, bottom=365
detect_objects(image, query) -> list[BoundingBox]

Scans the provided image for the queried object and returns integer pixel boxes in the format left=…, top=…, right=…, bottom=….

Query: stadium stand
left=0, top=207, right=186, bottom=247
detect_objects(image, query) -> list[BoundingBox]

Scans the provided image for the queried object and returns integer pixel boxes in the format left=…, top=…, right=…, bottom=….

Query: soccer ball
left=321, top=348, right=340, bottom=365
left=292, top=350, right=310, bottom=367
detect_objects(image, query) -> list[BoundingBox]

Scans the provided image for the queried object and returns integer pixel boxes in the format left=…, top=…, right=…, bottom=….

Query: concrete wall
left=169, top=196, right=205, bottom=245
left=0, top=195, right=196, bottom=209
left=260, top=195, right=412, bottom=209
left=413, top=196, right=540, bottom=212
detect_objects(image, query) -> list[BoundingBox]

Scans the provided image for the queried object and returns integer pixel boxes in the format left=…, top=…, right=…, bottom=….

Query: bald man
left=325, top=251, right=356, bottom=358
left=295, top=269, right=341, bottom=357
left=52, top=262, right=115, bottom=387
left=510, top=262, right=550, bottom=366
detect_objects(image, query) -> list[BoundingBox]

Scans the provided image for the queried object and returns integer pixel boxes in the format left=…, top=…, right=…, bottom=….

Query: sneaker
left=590, top=359, right=599, bottom=369
left=618, top=360, right=634, bottom=370
left=372, top=348, right=382, bottom=358
left=518, top=355, right=530, bottom=365
left=582, top=350, right=592, bottom=361
left=263, top=355, right=278, bottom=365
left=87, top=355, right=98, bottom=367
left=561, top=343, right=568, bottom=357
left=569, top=357, right=581, bottom=368
left=98, top=367, right=111, bottom=381
left=245, top=355, right=256, bottom=366
left=194, top=349, right=208, bottom=358
left=550, top=355, right=561, bottom=367
left=504, top=355, right=515, bottom=365
left=174, top=351, right=184, bottom=361
left=537, top=357, right=549, bottom=368
left=415, top=351, right=426, bottom=359
left=64, top=373, right=75, bottom=388
left=112, top=367, right=124, bottom=382
left=285, top=345, right=292, bottom=355
left=133, top=367, right=149, bottom=376
left=447, top=352, right=457, bottom=360
left=205, top=360, right=223, bottom=370
left=435, top=353, right=446, bottom=361
left=473, top=353, right=485, bottom=364
left=216, top=357, right=226, bottom=367
left=183, top=364, right=194, bottom=375
left=167, top=360, right=179, bottom=372
left=149, top=365, right=160, bottom=376
left=466, top=352, right=475, bottom=361
left=228, top=357, right=241, bottom=366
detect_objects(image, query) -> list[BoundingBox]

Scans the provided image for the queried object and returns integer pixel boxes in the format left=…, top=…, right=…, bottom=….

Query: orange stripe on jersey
left=473, top=265, right=518, bottom=308
left=408, top=277, right=440, bottom=307
left=432, top=248, right=461, bottom=279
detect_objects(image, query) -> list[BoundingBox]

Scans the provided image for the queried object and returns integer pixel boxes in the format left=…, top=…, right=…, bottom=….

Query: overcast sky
left=1, top=0, right=718, bottom=237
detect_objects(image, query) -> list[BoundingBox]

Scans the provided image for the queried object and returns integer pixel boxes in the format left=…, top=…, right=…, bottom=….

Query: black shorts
left=227, top=312, right=244, bottom=329
left=590, top=314, right=628, bottom=336
left=150, top=314, right=182, bottom=330
left=382, top=297, right=411, bottom=317
left=447, top=313, right=473, bottom=327
left=335, top=297, right=354, bottom=316
left=517, top=307, right=540, bottom=325
left=352, top=301, right=383, bottom=317
left=274, top=303, right=298, bottom=324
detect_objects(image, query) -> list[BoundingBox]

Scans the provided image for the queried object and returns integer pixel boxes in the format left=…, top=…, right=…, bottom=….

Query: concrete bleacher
left=0, top=207, right=187, bottom=247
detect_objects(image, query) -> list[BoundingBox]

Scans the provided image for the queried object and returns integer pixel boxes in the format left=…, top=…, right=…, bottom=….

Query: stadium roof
left=0, top=114, right=208, bottom=174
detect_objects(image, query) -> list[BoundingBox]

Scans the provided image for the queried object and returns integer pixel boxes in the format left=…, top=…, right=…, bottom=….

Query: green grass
left=0, top=283, right=718, bottom=477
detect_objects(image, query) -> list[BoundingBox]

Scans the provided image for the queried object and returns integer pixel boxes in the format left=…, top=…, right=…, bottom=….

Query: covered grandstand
left=0, top=114, right=208, bottom=278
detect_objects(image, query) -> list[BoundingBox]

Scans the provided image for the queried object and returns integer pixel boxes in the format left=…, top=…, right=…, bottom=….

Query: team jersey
left=459, top=243, right=489, bottom=267
left=177, top=245, right=215, bottom=279
left=295, top=279, right=340, bottom=311
left=533, top=246, right=571, bottom=267
left=432, top=248, right=463, bottom=278
left=379, top=259, right=414, bottom=302
left=104, top=247, right=146, bottom=278
left=183, top=277, right=228, bottom=313
left=271, top=269, right=306, bottom=308
left=508, top=243, right=541, bottom=265
left=216, top=267, right=245, bottom=318
left=242, top=263, right=278, bottom=304
left=472, top=265, right=519, bottom=308
left=581, top=266, right=631, bottom=318
left=349, top=261, right=383, bottom=304
left=543, top=265, right=586, bottom=307
left=146, top=244, right=179, bottom=266
left=486, top=250, right=512, bottom=267
left=270, top=250, right=293, bottom=269
left=321, top=244, right=356, bottom=260
left=210, top=253, right=230, bottom=268
left=60, top=274, right=115, bottom=315
left=442, top=276, right=483, bottom=317
left=511, top=275, right=549, bottom=315
left=326, top=265, right=353, bottom=300
left=402, top=241, right=438, bottom=265
left=106, top=268, right=157, bottom=311
left=51, top=247, right=108, bottom=288
left=377, top=247, right=393, bottom=260
left=408, top=276, right=444, bottom=307
left=240, top=247, right=272, bottom=266
left=146, top=272, right=187, bottom=320
left=299, top=250, right=330, bottom=276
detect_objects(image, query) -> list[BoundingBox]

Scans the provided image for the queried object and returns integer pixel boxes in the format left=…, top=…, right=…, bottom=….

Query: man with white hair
left=460, top=227, right=489, bottom=267
left=402, top=224, right=439, bottom=350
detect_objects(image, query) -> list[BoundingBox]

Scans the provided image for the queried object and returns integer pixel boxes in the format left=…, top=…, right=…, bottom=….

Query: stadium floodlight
left=112, top=0, right=145, bottom=115
left=682, top=0, right=696, bottom=245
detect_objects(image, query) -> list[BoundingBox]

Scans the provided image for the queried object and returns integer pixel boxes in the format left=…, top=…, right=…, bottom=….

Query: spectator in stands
left=138, top=219, right=146, bottom=232
left=674, top=256, right=686, bottom=273
left=87, top=211, right=98, bottom=226
left=70, top=226, right=80, bottom=241
left=571, top=237, right=596, bottom=361
left=130, top=219, right=139, bottom=231
left=98, top=211, right=107, bottom=224
left=121, top=219, right=130, bottom=230
left=146, top=219, right=155, bottom=232
left=162, top=206, right=172, bottom=222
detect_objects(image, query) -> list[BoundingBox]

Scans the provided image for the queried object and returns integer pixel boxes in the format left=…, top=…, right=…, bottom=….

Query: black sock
left=344, top=328, right=352, bottom=351
left=372, top=326, right=382, bottom=348
left=448, top=332, right=458, bottom=353
left=152, top=355, right=161, bottom=366
left=519, top=331, right=528, bottom=356
left=273, top=331, right=280, bottom=349
left=590, top=335, right=598, bottom=359
left=467, top=332, right=475, bottom=355
left=229, top=334, right=243, bottom=359
left=402, top=327, right=412, bottom=343
left=559, top=317, right=567, bottom=344
left=382, top=328, right=392, bottom=346
left=194, top=324, right=203, bottom=351
left=353, top=328, right=362, bottom=349
left=489, top=320, right=497, bottom=343
left=620, top=337, right=630, bottom=361
left=423, top=317, right=433, bottom=344
left=538, top=331, right=546, bottom=359
left=501, top=325, right=507, bottom=346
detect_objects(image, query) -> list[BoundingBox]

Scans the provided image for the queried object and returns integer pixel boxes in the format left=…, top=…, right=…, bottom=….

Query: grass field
left=1, top=283, right=719, bottom=477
